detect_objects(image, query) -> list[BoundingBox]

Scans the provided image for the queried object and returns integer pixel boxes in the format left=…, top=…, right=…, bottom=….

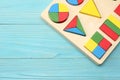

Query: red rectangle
left=100, top=24, right=119, bottom=41
left=114, top=4, right=120, bottom=16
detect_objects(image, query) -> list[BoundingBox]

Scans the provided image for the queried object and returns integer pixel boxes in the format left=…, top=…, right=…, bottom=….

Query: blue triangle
left=65, top=28, right=86, bottom=36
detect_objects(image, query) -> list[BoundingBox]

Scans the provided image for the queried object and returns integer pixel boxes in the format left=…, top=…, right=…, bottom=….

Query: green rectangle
left=104, top=19, right=120, bottom=35
left=91, top=32, right=103, bottom=44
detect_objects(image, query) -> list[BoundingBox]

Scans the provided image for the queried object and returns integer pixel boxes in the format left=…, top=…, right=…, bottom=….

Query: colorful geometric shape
left=49, top=4, right=59, bottom=12
left=59, top=12, right=69, bottom=22
left=84, top=39, right=98, bottom=52
left=64, top=16, right=86, bottom=36
left=48, top=3, right=69, bottom=23
left=108, top=15, right=120, bottom=29
left=114, top=4, right=120, bottom=16
left=59, top=3, right=69, bottom=12
left=84, top=31, right=112, bottom=59
left=91, top=32, right=103, bottom=44
left=66, top=0, right=84, bottom=5
left=104, top=19, right=120, bottom=35
left=80, top=0, right=101, bottom=18
left=93, top=46, right=105, bottom=59
left=100, top=24, right=119, bottom=41
left=99, top=38, right=112, bottom=51
left=49, top=13, right=59, bottom=23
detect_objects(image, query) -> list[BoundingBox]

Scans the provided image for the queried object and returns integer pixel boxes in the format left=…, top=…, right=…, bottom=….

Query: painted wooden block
left=48, top=3, right=69, bottom=23
left=85, top=32, right=112, bottom=59
left=64, top=16, right=86, bottom=36
left=100, top=24, right=119, bottom=41
left=41, top=0, right=120, bottom=65
left=114, top=4, right=120, bottom=16
left=80, top=0, right=101, bottom=18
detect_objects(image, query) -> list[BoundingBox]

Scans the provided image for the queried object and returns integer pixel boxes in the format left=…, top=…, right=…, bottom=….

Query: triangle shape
left=64, top=16, right=77, bottom=30
left=64, top=16, right=86, bottom=36
left=80, top=0, right=101, bottom=18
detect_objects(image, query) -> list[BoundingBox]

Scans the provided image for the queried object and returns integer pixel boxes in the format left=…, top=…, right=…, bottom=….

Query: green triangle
left=77, top=18, right=86, bottom=36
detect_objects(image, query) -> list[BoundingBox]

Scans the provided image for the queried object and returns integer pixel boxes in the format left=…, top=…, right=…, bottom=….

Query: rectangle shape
left=108, top=15, right=120, bottom=29
left=100, top=24, right=119, bottom=41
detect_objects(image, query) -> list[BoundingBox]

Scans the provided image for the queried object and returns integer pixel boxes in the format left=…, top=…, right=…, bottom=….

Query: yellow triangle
left=80, top=0, right=101, bottom=18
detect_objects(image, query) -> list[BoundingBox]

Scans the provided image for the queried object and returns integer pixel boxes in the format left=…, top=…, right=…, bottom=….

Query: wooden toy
left=64, top=16, right=86, bottom=36
left=48, top=3, right=69, bottom=23
left=80, top=0, right=101, bottom=18
left=114, top=4, right=120, bottom=16
left=41, top=0, right=120, bottom=65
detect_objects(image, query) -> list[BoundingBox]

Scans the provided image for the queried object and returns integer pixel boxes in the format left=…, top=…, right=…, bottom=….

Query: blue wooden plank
left=0, top=77, right=120, bottom=80
left=0, top=0, right=51, bottom=24
left=0, top=25, right=84, bottom=58
left=0, top=25, right=119, bottom=59
left=0, top=58, right=120, bottom=78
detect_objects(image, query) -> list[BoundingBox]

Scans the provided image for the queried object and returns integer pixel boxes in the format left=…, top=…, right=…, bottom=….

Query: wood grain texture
left=0, top=0, right=120, bottom=79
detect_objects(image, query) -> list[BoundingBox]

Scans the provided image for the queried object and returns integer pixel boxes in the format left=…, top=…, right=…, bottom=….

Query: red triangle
left=64, top=16, right=77, bottom=30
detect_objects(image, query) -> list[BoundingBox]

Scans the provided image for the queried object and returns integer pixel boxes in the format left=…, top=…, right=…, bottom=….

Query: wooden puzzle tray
left=41, top=0, right=120, bottom=65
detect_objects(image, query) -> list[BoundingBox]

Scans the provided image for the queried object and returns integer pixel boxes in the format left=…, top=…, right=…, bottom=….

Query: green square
left=91, top=32, right=103, bottom=44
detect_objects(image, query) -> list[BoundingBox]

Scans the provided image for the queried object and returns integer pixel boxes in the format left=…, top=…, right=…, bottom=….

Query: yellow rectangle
left=108, top=15, right=120, bottom=29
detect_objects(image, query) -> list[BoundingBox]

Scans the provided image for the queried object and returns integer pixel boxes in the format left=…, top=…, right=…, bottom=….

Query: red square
left=99, top=38, right=112, bottom=51
left=114, top=4, right=120, bottom=16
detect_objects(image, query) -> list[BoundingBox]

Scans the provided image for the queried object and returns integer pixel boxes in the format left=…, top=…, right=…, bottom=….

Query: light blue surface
left=0, top=0, right=120, bottom=80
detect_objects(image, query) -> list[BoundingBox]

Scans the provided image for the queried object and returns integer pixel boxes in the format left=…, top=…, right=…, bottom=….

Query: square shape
left=84, top=39, right=97, bottom=52
left=99, top=38, right=112, bottom=51
left=114, top=4, right=120, bottom=16
left=91, top=32, right=103, bottom=43
left=93, top=46, right=105, bottom=59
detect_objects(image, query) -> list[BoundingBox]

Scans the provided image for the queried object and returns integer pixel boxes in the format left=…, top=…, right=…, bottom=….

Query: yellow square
left=84, top=39, right=98, bottom=52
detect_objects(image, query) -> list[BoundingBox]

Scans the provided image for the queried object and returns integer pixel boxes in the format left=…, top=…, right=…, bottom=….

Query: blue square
left=93, top=46, right=105, bottom=59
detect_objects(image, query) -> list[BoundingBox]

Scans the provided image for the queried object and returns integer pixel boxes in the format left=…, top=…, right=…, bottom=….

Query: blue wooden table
left=0, top=0, right=120, bottom=80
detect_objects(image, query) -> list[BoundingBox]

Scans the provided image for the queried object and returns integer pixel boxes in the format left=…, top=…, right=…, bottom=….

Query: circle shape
left=48, top=3, right=69, bottom=23
left=66, top=0, right=84, bottom=5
